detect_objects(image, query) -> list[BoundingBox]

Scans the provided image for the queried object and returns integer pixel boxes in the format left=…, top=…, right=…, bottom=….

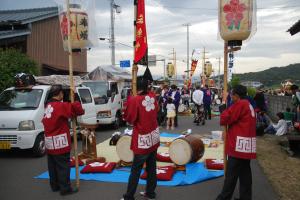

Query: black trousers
left=216, top=156, right=252, bottom=200
left=47, top=153, right=71, bottom=193
left=204, top=103, right=212, bottom=120
left=183, top=98, right=190, bottom=107
left=174, top=105, right=179, bottom=127
left=123, top=151, right=157, bottom=200
left=195, top=104, right=205, bottom=124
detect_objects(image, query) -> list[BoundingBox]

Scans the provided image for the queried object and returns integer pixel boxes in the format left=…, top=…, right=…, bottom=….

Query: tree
left=0, top=49, right=38, bottom=92
left=247, top=87, right=256, bottom=98
left=229, top=75, right=240, bottom=88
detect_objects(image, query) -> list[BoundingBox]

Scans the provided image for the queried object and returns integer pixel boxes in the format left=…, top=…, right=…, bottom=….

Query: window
left=110, top=83, right=118, bottom=94
left=121, top=89, right=126, bottom=99
left=82, top=81, right=109, bottom=105
left=78, top=89, right=92, bottom=104
left=0, top=89, right=43, bottom=110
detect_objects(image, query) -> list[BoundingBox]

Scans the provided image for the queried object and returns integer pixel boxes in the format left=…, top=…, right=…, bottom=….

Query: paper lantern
left=167, top=63, right=175, bottom=78
left=60, top=4, right=89, bottom=51
left=204, top=61, right=212, bottom=77
left=219, top=0, right=254, bottom=42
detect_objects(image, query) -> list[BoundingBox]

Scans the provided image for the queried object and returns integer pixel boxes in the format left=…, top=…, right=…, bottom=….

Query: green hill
left=235, top=63, right=300, bottom=87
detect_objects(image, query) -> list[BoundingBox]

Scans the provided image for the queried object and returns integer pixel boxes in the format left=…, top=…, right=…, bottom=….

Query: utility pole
left=174, top=49, right=177, bottom=84
left=216, top=57, right=221, bottom=89
left=163, top=59, right=166, bottom=80
left=202, top=47, right=209, bottom=86
left=183, top=23, right=191, bottom=81
left=110, top=0, right=115, bottom=66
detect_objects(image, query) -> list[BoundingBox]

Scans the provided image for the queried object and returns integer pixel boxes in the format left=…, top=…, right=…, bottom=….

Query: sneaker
left=140, top=191, right=156, bottom=200
left=60, top=187, right=78, bottom=196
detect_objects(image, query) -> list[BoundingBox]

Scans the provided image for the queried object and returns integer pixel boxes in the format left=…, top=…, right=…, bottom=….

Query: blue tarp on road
left=35, top=162, right=223, bottom=187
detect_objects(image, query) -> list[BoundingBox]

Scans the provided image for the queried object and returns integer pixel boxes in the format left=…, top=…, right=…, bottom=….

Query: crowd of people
left=152, top=84, right=217, bottom=129
left=254, top=84, right=300, bottom=137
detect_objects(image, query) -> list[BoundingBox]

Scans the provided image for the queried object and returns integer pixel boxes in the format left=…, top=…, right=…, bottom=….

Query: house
left=241, top=81, right=264, bottom=89
left=0, top=7, right=87, bottom=75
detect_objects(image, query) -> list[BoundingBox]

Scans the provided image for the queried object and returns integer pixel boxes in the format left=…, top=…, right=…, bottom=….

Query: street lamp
left=113, top=4, right=121, bottom=14
left=110, top=0, right=121, bottom=66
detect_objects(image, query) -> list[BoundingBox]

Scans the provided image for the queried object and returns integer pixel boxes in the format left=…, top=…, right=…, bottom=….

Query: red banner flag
left=190, top=59, right=198, bottom=77
left=187, top=59, right=198, bottom=88
left=134, top=0, right=148, bottom=65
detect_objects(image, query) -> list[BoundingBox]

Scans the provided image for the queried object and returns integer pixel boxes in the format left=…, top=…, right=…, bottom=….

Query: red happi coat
left=125, top=92, right=160, bottom=155
left=42, top=101, right=84, bottom=155
left=221, top=99, right=256, bottom=159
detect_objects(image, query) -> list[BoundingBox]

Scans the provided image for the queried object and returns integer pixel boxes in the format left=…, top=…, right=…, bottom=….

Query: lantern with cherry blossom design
left=219, top=0, right=255, bottom=45
left=60, top=4, right=89, bottom=51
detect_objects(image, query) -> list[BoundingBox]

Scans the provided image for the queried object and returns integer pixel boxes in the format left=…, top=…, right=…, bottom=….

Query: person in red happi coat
left=216, top=85, right=256, bottom=200
left=122, top=77, right=160, bottom=200
left=42, top=85, right=84, bottom=196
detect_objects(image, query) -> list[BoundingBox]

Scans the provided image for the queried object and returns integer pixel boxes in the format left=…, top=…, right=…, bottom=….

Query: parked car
left=82, top=80, right=125, bottom=129
left=0, top=85, right=97, bottom=156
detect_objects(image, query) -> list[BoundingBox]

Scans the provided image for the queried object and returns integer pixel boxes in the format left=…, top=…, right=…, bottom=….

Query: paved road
left=0, top=116, right=279, bottom=200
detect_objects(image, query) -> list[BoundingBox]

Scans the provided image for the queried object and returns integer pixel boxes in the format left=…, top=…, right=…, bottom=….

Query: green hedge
left=0, top=49, right=38, bottom=92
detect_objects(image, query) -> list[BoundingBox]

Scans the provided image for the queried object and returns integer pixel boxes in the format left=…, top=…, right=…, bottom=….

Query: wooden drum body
left=169, top=135, right=205, bottom=165
left=116, top=135, right=134, bottom=163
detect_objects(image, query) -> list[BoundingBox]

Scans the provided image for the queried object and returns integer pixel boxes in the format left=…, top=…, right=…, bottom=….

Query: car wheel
left=32, top=134, right=46, bottom=157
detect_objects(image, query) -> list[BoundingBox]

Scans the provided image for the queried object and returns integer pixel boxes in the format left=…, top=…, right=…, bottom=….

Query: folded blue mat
left=35, top=162, right=223, bottom=186
left=160, top=132, right=181, bottom=138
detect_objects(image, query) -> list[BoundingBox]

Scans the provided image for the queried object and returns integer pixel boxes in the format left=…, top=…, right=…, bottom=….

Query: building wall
left=26, top=16, right=87, bottom=75
left=265, top=94, right=293, bottom=120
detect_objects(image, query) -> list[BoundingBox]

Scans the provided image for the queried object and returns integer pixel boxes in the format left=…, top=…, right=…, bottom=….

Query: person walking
left=203, top=84, right=212, bottom=120
left=155, top=88, right=164, bottom=126
left=42, top=85, right=84, bottom=196
left=192, top=85, right=205, bottom=125
left=216, top=85, right=256, bottom=200
left=121, top=77, right=160, bottom=200
left=166, top=97, right=176, bottom=130
left=168, top=85, right=181, bottom=127
left=181, top=85, right=190, bottom=108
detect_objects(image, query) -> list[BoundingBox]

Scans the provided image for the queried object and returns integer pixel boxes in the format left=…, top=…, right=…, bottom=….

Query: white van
left=0, top=85, right=96, bottom=156
left=82, top=81, right=124, bottom=129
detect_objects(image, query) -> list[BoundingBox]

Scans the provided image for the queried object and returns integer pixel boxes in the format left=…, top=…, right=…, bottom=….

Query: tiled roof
left=0, top=29, right=31, bottom=39
left=0, top=7, right=58, bottom=25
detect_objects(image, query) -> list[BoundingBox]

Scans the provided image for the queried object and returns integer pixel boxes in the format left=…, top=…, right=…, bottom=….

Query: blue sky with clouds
left=1, top=0, right=300, bottom=76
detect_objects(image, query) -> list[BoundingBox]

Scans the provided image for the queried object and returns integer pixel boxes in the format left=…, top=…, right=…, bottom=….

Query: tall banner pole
left=132, top=0, right=138, bottom=96
left=223, top=41, right=228, bottom=174
left=66, top=0, right=80, bottom=188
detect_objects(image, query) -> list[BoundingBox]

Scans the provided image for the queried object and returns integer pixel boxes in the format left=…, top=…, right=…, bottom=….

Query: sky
left=1, top=0, right=300, bottom=78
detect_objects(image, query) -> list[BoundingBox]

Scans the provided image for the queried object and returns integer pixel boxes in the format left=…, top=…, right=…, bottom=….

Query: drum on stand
left=169, top=134, right=205, bottom=165
left=116, top=135, right=134, bottom=163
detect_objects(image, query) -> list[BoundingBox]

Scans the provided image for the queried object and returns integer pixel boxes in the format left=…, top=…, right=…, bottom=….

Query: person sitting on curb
left=264, top=112, right=288, bottom=136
